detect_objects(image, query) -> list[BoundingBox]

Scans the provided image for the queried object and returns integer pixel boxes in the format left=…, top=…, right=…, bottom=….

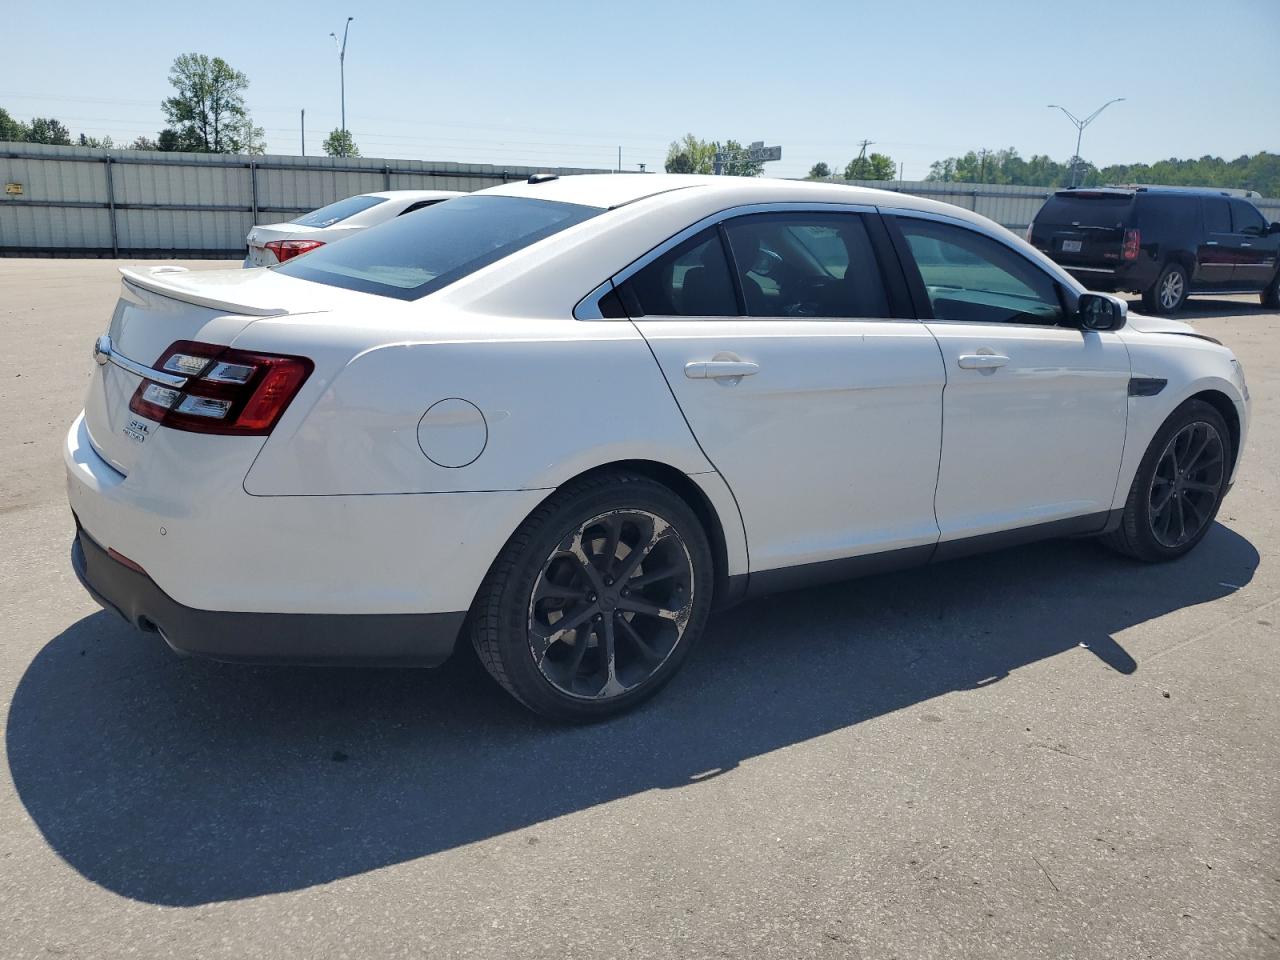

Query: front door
left=1228, top=198, right=1280, bottom=288
left=617, top=211, right=946, bottom=581
left=889, top=214, right=1130, bottom=548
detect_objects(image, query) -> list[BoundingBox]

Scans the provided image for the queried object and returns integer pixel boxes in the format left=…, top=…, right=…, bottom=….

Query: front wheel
left=1102, top=399, right=1231, bottom=562
left=1143, top=262, right=1189, bottom=314
left=469, top=473, right=714, bottom=721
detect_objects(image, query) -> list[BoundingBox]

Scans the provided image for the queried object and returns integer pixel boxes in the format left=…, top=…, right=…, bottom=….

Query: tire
left=1262, top=272, right=1280, bottom=310
left=1142, top=262, right=1189, bottom=314
left=1102, top=399, right=1231, bottom=562
left=469, top=472, right=714, bottom=721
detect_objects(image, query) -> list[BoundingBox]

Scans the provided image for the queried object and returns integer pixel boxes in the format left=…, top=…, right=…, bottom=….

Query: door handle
left=685, top=360, right=760, bottom=380
left=1205, top=241, right=1219, bottom=246
left=1241, top=242, right=1253, bottom=248
left=957, top=354, right=1010, bottom=370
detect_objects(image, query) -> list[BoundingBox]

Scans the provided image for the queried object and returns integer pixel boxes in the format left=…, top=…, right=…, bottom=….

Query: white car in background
left=69, top=175, right=1249, bottom=721
left=243, top=189, right=463, bottom=266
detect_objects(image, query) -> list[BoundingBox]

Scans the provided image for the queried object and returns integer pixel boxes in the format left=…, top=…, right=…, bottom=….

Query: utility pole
left=617, top=146, right=621, bottom=173
left=1047, top=97, right=1124, bottom=188
left=851, top=139, right=873, bottom=179
left=300, top=109, right=305, bottom=156
left=330, top=17, right=355, bottom=136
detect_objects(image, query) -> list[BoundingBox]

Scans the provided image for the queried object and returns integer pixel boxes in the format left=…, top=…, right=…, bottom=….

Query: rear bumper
left=72, top=525, right=465, bottom=665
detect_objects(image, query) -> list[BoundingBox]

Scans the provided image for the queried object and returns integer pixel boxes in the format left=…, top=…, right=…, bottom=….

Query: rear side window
left=722, top=212, right=890, bottom=318
left=290, top=195, right=387, bottom=228
left=1203, top=197, right=1231, bottom=234
left=619, top=228, right=738, bottom=317
left=1230, top=199, right=1267, bottom=235
left=1135, top=195, right=1199, bottom=235
left=277, top=195, right=600, bottom=301
left=897, top=217, right=1065, bottom=325
left=1036, top=193, right=1133, bottom=228
left=398, top=199, right=445, bottom=216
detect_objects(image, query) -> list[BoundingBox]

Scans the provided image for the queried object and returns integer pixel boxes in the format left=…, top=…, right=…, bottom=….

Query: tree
left=130, top=135, right=160, bottom=151
left=665, top=133, right=716, bottom=174
left=807, top=161, right=832, bottom=179
left=0, top=107, right=27, bottom=142
left=156, top=129, right=184, bottom=152
left=77, top=133, right=115, bottom=149
left=844, top=152, right=895, bottom=180
left=323, top=128, right=360, bottom=158
left=27, top=117, right=72, bottom=145
left=161, top=53, right=264, bottom=153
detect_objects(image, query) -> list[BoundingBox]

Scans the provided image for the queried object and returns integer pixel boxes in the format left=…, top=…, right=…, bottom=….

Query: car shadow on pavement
left=6, top=523, right=1258, bottom=906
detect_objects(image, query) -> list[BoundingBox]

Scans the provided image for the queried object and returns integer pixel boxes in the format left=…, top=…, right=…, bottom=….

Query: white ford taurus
left=68, top=174, right=1251, bottom=720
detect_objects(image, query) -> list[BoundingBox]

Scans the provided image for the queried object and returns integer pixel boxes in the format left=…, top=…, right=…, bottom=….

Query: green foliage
left=664, top=134, right=764, bottom=176
left=77, top=133, right=115, bottom=149
left=27, top=117, right=72, bottom=145
left=322, top=128, right=360, bottom=158
left=0, top=107, right=27, bottom=142
left=926, top=147, right=1280, bottom=195
left=807, top=161, right=832, bottom=179
left=844, top=152, right=896, bottom=181
left=161, top=53, right=264, bottom=153
left=129, top=135, right=160, bottom=151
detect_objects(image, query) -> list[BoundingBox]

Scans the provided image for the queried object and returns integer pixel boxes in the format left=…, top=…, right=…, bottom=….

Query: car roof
left=1053, top=186, right=1239, bottom=199
left=478, top=173, right=946, bottom=213
left=361, top=189, right=466, bottom=201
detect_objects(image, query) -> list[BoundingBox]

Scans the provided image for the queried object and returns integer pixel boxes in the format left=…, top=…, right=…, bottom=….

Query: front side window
left=278, top=195, right=600, bottom=301
left=897, top=217, right=1065, bottom=325
left=722, top=213, right=890, bottom=318
left=618, top=228, right=738, bottom=317
left=290, top=194, right=387, bottom=228
left=1230, top=199, right=1267, bottom=235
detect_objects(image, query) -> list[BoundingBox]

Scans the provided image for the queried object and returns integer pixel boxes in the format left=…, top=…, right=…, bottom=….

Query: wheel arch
left=1187, top=388, right=1241, bottom=474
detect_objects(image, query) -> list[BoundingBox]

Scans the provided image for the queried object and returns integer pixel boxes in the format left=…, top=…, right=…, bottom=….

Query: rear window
left=277, top=195, right=600, bottom=301
left=290, top=195, right=388, bottom=228
left=1036, top=192, right=1134, bottom=228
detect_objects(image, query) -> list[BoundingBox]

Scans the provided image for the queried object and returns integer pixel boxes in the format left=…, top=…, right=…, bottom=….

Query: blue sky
left=3, top=0, right=1277, bottom=178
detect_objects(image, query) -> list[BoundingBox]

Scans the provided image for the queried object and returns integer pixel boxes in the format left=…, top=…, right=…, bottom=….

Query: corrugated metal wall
left=0, top=142, right=614, bottom=257
left=3, top=142, right=1278, bottom=256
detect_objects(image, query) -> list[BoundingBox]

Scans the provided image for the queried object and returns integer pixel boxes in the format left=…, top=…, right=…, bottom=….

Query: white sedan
left=243, top=189, right=462, bottom=266
left=69, top=174, right=1250, bottom=720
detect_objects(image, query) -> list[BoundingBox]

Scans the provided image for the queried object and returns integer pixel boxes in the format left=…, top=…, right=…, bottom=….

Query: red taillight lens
left=265, top=239, right=324, bottom=263
left=1122, top=228, right=1141, bottom=261
left=129, top=341, right=313, bottom=436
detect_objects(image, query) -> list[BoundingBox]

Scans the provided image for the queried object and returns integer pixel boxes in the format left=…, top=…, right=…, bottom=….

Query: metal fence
left=0, top=142, right=613, bottom=258
left=4, top=143, right=1278, bottom=257
left=840, top=178, right=1280, bottom=233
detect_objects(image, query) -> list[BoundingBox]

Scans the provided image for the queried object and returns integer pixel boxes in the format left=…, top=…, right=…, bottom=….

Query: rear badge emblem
left=124, top=419, right=150, bottom=444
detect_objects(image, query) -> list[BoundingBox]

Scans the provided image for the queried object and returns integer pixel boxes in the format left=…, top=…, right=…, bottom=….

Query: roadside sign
left=4, top=183, right=23, bottom=196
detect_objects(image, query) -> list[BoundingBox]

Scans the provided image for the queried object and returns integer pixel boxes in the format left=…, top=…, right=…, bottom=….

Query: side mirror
left=1270, top=221, right=1280, bottom=235
left=1077, top=292, right=1127, bottom=331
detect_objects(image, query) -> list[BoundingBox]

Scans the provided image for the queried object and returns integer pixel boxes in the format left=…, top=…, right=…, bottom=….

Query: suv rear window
left=290, top=195, right=388, bottom=228
left=1037, top=192, right=1134, bottom=228
left=277, top=195, right=600, bottom=301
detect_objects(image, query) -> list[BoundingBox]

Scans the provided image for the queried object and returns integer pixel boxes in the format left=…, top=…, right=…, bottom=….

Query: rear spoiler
left=119, top=266, right=289, bottom=317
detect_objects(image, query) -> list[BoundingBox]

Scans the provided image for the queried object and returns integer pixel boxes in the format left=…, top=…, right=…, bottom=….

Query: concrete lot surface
left=1, top=259, right=1276, bottom=959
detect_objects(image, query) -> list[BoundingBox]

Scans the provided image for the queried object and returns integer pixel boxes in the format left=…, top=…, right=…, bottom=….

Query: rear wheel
left=1102, top=399, right=1230, bottom=562
left=469, top=472, right=714, bottom=721
left=1262, top=271, right=1280, bottom=310
left=1143, top=262, right=1189, bottom=314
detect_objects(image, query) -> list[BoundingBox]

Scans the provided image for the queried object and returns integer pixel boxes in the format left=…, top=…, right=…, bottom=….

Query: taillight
left=129, top=341, right=313, bottom=435
left=265, top=239, right=324, bottom=263
left=1122, top=229, right=1141, bottom=261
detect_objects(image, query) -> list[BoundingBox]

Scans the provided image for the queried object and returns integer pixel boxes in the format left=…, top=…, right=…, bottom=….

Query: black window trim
left=881, top=209, right=1085, bottom=329
left=574, top=201, right=916, bottom=322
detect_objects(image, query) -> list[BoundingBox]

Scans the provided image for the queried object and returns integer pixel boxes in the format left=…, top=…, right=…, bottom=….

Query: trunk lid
left=83, top=266, right=337, bottom=475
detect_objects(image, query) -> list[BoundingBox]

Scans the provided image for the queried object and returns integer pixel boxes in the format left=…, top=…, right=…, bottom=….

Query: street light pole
left=329, top=17, right=355, bottom=135
left=1047, top=98, right=1125, bottom=188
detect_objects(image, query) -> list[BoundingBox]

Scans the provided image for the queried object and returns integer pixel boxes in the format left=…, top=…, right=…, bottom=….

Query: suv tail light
left=265, top=239, right=324, bottom=263
left=1122, top=229, right=1141, bottom=261
left=129, top=341, right=313, bottom=435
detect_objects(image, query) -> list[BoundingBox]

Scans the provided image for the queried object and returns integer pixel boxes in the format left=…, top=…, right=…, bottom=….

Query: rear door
left=1228, top=198, right=1279, bottom=288
left=1196, top=197, right=1235, bottom=287
left=889, top=213, right=1129, bottom=547
left=621, top=207, right=945, bottom=581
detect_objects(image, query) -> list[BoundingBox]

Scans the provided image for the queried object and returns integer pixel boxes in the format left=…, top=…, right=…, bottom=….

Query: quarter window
left=618, top=228, right=738, bottom=317
left=897, top=218, right=1065, bottom=325
left=722, top=213, right=890, bottom=318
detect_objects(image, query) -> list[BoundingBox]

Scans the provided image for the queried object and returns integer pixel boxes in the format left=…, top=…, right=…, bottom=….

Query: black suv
left=1029, top=187, right=1280, bottom=313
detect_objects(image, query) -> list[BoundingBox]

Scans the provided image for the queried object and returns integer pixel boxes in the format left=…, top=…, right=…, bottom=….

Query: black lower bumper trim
left=71, top=528, right=464, bottom=666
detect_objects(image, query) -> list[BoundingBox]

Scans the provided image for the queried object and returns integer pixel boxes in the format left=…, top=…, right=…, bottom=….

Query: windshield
left=290, top=195, right=388, bottom=228
left=277, top=195, right=601, bottom=301
left=1037, top=193, right=1134, bottom=229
